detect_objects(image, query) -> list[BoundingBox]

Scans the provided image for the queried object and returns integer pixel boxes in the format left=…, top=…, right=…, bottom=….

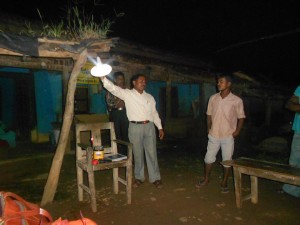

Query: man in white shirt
left=101, top=74, right=164, bottom=189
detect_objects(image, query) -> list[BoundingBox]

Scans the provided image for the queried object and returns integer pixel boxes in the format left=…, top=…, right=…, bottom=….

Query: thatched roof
left=0, top=32, right=113, bottom=71
left=0, top=33, right=112, bottom=58
left=0, top=33, right=215, bottom=82
left=0, top=32, right=290, bottom=99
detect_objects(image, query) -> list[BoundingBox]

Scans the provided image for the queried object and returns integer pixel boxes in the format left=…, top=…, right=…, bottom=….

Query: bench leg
left=250, top=176, right=258, bottom=204
left=233, top=167, right=242, bottom=209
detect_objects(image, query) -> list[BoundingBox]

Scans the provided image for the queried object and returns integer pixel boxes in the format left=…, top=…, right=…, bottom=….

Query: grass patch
left=1, top=3, right=124, bottom=40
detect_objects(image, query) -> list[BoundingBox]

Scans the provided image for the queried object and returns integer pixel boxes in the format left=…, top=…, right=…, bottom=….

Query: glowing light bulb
left=90, top=57, right=112, bottom=77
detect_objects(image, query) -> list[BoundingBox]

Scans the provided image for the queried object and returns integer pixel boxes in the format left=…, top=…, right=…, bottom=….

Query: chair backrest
left=75, top=122, right=117, bottom=161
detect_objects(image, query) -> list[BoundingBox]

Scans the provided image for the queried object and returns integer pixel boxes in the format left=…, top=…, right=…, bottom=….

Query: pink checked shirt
left=207, top=92, right=246, bottom=138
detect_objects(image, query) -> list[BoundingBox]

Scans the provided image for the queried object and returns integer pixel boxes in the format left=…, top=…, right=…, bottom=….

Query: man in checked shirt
left=196, top=74, right=246, bottom=193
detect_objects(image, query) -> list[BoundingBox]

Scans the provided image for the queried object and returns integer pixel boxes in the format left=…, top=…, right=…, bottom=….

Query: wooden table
left=221, top=157, right=300, bottom=208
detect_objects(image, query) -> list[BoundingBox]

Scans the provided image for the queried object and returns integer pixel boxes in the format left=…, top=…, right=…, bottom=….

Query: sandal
left=133, top=179, right=143, bottom=188
left=195, top=180, right=209, bottom=189
left=220, top=186, right=229, bottom=194
left=153, top=180, right=163, bottom=189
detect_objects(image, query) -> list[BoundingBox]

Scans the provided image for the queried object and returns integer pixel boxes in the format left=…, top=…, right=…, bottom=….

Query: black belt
left=111, top=107, right=125, bottom=111
left=130, top=120, right=150, bottom=124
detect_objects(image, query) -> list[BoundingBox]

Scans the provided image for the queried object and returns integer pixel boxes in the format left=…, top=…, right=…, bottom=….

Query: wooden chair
left=75, top=121, right=133, bottom=212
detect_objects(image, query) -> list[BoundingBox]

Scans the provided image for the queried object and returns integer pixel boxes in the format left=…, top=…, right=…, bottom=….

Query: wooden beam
left=166, top=78, right=172, bottom=120
left=0, top=55, right=73, bottom=72
left=38, top=44, right=78, bottom=59
left=38, top=38, right=79, bottom=45
left=0, top=48, right=23, bottom=56
left=1, top=38, right=113, bottom=59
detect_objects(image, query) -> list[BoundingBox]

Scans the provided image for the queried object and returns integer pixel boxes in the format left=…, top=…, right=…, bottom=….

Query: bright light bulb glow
left=90, top=57, right=112, bottom=77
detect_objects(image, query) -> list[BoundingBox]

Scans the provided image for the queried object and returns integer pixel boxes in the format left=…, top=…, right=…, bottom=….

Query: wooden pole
left=265, top=97, right=272, bottom=127
left=62, top=66, right=71, bottom=153
left=41, top=49, right=87, bottom=206
left=166, top=78, right=172, bottom=120
left=198, top=82, right=206, bottom=136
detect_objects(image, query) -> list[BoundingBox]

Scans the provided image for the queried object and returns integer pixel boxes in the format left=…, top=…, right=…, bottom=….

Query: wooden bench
left=221, top=157, right=300, bottom=208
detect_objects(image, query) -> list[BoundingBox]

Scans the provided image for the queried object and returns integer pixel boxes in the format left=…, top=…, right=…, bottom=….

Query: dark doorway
left=15, top=75, right=36, bottom=140
left=0, top=71, right=36, bottom=141
left=159, top=86, right=179, bottom=120
left=75, top=87, right=89, bottom=114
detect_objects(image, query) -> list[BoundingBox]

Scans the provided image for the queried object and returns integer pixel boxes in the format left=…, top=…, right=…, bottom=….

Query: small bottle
left=90, top=135, right=94, bottom=147
left=93, top=146, right=104, bottom=160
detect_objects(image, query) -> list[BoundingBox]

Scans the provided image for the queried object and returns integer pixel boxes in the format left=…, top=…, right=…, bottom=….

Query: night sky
left=1, top=0, right=299, bottom=89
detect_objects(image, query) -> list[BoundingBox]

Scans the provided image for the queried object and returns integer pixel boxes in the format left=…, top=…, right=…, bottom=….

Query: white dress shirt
left=102, top=77, right=163, bottom=130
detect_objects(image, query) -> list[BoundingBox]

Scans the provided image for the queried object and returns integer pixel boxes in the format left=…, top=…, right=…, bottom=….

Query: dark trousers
left=110, top=109, right=129, bottom=155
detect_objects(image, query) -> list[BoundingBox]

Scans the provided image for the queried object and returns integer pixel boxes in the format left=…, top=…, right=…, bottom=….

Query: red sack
left=51, top=210, right=97, bottom=225
left=0, top=191, right=53, bottom=225
left=51, top=217, right=97, bottom=225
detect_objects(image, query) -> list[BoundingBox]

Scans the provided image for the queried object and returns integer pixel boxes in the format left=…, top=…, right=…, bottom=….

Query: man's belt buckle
left=112, top=107, right=124, bottom=111
left=131, top=120, right=149, bottom=124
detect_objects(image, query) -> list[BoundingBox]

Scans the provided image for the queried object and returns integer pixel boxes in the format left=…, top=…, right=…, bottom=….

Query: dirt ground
left=1, top=138, right=300, bottom=225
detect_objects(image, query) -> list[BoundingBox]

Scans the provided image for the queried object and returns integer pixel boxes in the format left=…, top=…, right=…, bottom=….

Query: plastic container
left=93, top=146, right=104, bottom=160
